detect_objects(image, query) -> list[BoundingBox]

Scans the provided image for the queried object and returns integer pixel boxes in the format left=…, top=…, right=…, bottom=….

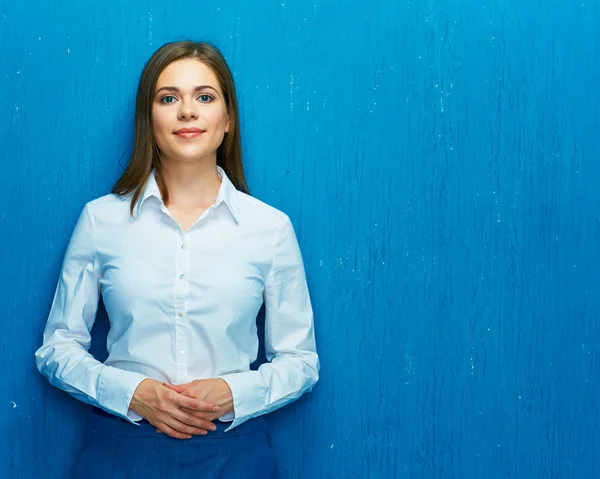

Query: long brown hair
left=112, top=40, right=248, bottom=214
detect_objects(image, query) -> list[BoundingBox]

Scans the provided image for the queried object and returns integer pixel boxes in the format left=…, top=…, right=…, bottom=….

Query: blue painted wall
left=1, top=1, right=599, bottom=477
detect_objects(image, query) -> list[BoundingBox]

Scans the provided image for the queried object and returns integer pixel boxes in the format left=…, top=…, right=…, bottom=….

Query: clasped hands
left=129, top=377, right=234, bottom=439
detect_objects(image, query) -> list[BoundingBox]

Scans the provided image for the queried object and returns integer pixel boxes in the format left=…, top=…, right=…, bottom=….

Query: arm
left=219, top=215, right=320, bottom=430
left=34, top=203, right=148, bottom=422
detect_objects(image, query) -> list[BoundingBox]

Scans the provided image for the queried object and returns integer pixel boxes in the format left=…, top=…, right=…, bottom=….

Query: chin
left=163, top=151, right=215, bottom=164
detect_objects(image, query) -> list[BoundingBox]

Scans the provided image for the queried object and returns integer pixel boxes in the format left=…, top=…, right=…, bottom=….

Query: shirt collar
left=134, top=166, right=239, bottom=223
left=214, top=165, right=240, bottom=223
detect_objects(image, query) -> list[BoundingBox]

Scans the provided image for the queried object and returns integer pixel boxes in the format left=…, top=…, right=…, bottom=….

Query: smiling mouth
left=174, top=130, right=205, bottom=139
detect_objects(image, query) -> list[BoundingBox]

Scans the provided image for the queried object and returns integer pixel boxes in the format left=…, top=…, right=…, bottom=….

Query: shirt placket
left=174, top=230, right=189, bottom=382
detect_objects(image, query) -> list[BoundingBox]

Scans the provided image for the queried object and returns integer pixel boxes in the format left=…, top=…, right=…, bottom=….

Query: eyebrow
left=155, top=85, right=219, bottom=95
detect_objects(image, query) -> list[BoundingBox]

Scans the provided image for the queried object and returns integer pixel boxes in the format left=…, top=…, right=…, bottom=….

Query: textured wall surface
left=1, top=1, right=599, bottom=478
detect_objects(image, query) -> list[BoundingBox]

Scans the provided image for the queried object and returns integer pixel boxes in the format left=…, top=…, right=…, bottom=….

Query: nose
left=177, top=97, right=198, bottom=120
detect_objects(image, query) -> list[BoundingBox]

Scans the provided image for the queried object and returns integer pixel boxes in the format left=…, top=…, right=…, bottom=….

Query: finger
left=157, top=422, right=192, bottom=440
left=164, top=416, right=210, bottom=436
left=188, top=410, right=216, bottom=420
left=177, top=394, right=220, bottom=413
left=172, top=409, right=217, bottom=432
left=187, top=410, right=221, bottom=424
left=162, top=382, right=185, bottom=392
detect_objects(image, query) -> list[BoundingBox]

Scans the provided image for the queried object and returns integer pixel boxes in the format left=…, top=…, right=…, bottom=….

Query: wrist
left=129, top=378, right=151, bottom=413
left=218, top=379, right=235, bottom=414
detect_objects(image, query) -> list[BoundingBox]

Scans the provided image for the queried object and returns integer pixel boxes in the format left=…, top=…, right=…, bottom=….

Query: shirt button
left=179, top=274, right=185, bottom=280
left=179, top=350, right=185, bottom=356
left=181, top=244, right=186, bottom=250
left=178, top=311, right=184, bottom=317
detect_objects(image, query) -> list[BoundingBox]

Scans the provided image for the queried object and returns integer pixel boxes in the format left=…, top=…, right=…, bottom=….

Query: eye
left=198, top=94, right=214, bottom=103
left=159, top=95, right=177, bottom=104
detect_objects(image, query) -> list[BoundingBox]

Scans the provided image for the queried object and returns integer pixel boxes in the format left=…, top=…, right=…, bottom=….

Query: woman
left=35, top=40, right=319, bottom=479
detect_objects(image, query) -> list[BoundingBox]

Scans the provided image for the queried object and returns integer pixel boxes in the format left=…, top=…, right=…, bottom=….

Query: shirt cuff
left=97, top=365, right=148, bottom=425
left=218, top=411, right=235, bottom=422
left=218, top=371, right=266, bottom=431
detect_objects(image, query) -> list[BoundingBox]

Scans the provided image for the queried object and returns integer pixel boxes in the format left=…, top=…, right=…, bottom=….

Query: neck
left=160, top=159, right=222, bottom=209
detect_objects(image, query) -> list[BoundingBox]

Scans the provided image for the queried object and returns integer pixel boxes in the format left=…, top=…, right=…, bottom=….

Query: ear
left=225, top=115, right=231, bottom=133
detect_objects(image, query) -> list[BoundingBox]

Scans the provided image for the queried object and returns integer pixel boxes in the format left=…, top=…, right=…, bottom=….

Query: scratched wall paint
left=1, top=1, right=599, bottom=478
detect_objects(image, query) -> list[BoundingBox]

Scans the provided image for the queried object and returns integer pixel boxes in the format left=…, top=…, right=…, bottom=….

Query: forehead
left=155, top=58, right=221, bottom=91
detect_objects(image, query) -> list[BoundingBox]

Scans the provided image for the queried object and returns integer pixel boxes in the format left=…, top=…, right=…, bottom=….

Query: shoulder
left=84, top=193, right=132, bottom=221
left=234, top=191, right=291, bottom=229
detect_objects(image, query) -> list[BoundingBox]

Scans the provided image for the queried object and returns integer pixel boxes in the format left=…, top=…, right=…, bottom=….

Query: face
left=152, top=58, right=230, bottom=165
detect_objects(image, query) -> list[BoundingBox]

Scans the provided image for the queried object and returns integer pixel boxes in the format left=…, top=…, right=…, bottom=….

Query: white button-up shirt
left=35, top=167, right=319, bottom=431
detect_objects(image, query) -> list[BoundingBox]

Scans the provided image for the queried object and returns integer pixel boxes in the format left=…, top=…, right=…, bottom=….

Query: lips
left=174, top=128, right=205, bottom=139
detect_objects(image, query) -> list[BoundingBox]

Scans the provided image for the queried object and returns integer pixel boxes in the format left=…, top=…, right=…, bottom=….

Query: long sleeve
left=219, top=215, right=320, bottom=430
left=34, top=203, right=148, bottom=422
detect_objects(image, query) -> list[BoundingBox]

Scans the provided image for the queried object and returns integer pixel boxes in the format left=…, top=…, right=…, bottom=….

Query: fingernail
left=211, top=426, right=217, bottom=431
left=213, top=406, right=220, bottom=411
